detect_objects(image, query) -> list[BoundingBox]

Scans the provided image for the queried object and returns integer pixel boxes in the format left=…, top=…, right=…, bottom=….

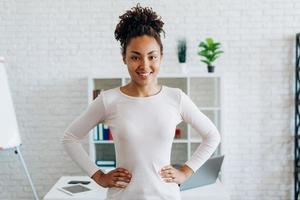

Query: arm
left=160, top=90, right=221, bottom=184
left=179, top=89, right=221, bottom=173
left=60, top=92, right=106, bottom=177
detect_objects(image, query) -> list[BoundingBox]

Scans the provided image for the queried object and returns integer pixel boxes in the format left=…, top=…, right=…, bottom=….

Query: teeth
left=137, top=72, right=152, bottom=76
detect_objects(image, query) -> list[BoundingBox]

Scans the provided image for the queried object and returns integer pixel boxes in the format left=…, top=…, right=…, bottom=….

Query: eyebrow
left=130, top=51, right=158, bottom=55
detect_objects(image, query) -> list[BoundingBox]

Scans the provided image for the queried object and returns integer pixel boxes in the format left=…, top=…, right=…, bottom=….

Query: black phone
left=67, top=180, right=91, bottom=185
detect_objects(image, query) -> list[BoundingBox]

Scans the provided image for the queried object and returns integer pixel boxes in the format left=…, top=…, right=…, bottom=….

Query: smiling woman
left=61, top=3, right=221, bottom=200
left=114, top=3, right=165, bottom=97
left=121, top=35, right=162, bottom=95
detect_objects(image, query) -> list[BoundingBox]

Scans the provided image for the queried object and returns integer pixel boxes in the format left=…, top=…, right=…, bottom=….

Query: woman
left=61, top=3, right=221, bottom=200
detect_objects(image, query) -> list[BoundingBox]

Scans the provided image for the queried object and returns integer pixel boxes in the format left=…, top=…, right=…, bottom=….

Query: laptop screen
left=180, top=155, right=224, bottom=191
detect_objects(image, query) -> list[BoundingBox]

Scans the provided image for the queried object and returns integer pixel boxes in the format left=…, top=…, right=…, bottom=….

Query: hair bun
left=129, top=5, right=164, bottom=34
left=115, top=3, right=165, bottom=43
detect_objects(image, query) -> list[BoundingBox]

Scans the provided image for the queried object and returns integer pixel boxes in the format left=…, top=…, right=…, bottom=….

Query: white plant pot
left=180, top=63, right=187, bottom=73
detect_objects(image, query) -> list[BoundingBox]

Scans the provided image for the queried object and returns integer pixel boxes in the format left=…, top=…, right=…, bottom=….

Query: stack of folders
left=96, top=160, right=116, bottom=172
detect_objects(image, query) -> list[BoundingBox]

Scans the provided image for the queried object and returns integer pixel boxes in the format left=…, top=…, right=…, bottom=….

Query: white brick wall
left=0, top=0, right=297, bottom=199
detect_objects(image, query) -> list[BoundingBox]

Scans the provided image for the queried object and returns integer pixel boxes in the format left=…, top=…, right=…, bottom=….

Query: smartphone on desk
left=68, top=180, right=91, bottom=185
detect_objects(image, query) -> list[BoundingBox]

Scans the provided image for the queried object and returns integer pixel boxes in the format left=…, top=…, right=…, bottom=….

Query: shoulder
left=101, top=86, right=119, bottom=96
left=162, top=85, right=183, bottom=104
left=101, top=86, right=121, bottom=98
left=162, top=86, right=193, bottom=109
left=98, top=86, right=121, bottom=106
left=163, top=85, right=183, bottom=97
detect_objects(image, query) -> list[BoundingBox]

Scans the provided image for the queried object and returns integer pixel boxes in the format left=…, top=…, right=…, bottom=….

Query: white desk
left=44, top=176, right=230, bottom=200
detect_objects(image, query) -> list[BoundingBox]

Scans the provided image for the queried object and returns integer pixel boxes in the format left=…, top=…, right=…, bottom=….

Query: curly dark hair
left=114, top=3, right=165, bottom=56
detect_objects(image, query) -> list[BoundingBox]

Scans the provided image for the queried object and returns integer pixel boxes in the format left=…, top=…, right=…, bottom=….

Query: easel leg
left=15, top=146, right=40, bottom=200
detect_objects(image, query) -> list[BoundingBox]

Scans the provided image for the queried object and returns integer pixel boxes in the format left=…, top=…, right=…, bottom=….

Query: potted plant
left=198, top=38, right=224, bottom=73
left=177, top=38, right=187, bottom=73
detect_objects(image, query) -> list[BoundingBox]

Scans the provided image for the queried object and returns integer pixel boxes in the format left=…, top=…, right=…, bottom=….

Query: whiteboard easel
left=0, top=57, right=39, bottom=200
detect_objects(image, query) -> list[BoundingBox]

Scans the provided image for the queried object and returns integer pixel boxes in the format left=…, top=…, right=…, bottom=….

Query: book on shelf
left=93, top=126, right=98, bottom=141
left=96, top=160, right=116, bottom=166
left=93, top=123, right=113, bottom=141
left=175, top=128, right=181, bottom=139
left=92, top=89, right=113, bottom=141
left=108, top=129, right=113, bottom=140
left=98, top=124, right=103, bottom=140
left=103, top=124, right=109, bottom=140
left=93, top=89, right=104, bottom=99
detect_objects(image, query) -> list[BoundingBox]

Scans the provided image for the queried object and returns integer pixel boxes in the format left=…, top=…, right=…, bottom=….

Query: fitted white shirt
left=61, top=85, right=221, bottom=200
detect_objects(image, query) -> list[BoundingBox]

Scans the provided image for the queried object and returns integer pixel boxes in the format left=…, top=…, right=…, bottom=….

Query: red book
left=109, top=129, right=113, bottom=140
left=175, top=128, right=181, bottom=139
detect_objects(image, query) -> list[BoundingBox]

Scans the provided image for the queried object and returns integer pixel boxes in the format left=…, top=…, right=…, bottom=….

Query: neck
left=127, top=82, right=161, bottom=97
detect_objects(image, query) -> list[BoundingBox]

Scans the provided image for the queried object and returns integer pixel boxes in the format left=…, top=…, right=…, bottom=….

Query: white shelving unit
left=87, top=72, right=224, bottom=176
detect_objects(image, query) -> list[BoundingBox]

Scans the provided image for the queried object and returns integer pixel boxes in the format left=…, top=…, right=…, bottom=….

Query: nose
left=140, top=57, right=150, bottom=69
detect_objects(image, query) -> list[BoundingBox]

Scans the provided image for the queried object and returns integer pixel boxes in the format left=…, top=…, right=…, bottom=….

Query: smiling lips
left=136, top=71, right=153, bottom=79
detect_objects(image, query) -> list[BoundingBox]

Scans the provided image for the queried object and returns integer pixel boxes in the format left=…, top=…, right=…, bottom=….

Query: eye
left=131, top=56, right=139, bottom=61
left=149, top=56, right=157, bottom=60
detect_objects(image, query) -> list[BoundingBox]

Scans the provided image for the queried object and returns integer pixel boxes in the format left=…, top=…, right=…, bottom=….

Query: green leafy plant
left=198, top=38, right=223, bottom=67
left=177, top=39, right=186, bottom=63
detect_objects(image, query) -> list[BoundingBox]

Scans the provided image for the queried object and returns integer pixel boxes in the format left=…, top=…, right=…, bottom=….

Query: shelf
left=88, top=75, right=223, bottom=172
left=93, top=140, right=114, bottom=144
left=158, top=78, right=188, bottom=93
left=190, top=139, right=202, bottom=143
left=95, top=143, right=116, bottom=161
left=171, top=143, right=188, bottom=165
left=190, top=77, right=220, bottom=108
left=173, top=139, right=188, bottom=143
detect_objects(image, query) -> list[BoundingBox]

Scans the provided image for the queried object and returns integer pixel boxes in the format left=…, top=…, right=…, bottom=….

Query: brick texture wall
left=0, top=0, right=297, bottom=199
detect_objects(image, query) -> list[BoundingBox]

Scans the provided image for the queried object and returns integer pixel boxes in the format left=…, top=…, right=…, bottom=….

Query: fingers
left=116, top=167, right=130, bottom=174
left=161, top=165, right=172, bottom=170
left=160, top=165, right=174, bottom=177
left=112, top=175, right=131, bottom=188
left=160, top=170, right=175, bottom=180
left=160, top=165, right=176, bottom=183
left=112, top=175, right=131, bottom=183
left=112, top=167, right=132, bottom=188
left=114, top=181, right=129, bottom=188
left=113, top=172, right=132, bottom=183
left=113, top=172, right=131, bottom=177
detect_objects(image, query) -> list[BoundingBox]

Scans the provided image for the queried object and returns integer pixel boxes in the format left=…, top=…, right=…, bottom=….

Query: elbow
left=205, top=128, right=221, bottom=146
left=214, top=129, right=221, bottom=147
left=60, top=130, right=77, bottom=145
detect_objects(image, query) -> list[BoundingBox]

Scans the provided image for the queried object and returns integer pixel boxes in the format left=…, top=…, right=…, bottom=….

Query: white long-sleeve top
left=61, top=85, right=221, bottom=200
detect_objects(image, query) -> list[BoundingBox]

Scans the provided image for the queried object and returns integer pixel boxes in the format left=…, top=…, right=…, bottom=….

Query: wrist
left=179, top=164, right=193, bottom=179
left=91, top=170, right=105, bottom=181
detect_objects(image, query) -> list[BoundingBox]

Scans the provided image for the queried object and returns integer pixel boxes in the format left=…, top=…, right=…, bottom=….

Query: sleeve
left=179, top=89, right=221, bottom=173
left=60, top=92, right=106, bottom=177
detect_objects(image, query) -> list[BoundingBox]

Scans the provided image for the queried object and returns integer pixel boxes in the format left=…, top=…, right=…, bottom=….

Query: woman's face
left=123, top=35, right=162, bottom=87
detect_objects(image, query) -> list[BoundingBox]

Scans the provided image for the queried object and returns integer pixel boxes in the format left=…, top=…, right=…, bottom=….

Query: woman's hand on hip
left=91, top=168, right=132, bottom=188
left=159, top=164, right=193, bottom=185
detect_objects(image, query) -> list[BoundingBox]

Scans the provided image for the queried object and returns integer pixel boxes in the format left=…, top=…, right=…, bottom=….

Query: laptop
left=179, top=155, right=225, bottom=191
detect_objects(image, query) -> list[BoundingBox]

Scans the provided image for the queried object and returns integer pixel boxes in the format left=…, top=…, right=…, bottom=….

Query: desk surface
left=44, top=176, right=230, bottom=200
